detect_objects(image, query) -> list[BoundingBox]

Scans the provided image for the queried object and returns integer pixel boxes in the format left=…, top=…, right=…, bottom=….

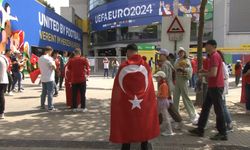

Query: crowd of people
left=0, top=40, right=250, bottom=150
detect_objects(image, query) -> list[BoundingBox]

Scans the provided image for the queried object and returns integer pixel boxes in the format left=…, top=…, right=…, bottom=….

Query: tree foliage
left=37, top=0, right=55, bottom=11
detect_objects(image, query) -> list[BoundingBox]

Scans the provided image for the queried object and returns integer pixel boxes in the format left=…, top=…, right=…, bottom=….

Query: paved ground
left=0, top=76, right=249, bottom=150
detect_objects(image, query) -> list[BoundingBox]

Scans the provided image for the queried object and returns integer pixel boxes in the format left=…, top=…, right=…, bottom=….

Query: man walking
left=189, top=40, right=228, bottom=140
left=0, top=52, right=9, bottom=119
left=67, top=49, right=90, bottom=112
left=110, top=44, right=160, bottom=150
left=38, top=46, right=56, bottom=111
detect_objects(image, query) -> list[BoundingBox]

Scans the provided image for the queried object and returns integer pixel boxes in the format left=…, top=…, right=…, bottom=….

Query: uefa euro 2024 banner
left=89, top=0, right=213, bottom=31
left=0, top=0, right=83, bottom=55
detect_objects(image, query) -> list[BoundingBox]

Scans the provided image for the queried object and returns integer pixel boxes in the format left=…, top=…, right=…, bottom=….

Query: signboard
left=89, top=0, right=214, bottom=31
left=0, top=0, right=83, bottom=53
left=167, top=17, right=185, bottom=33
left=137, top=44, right=156, bottom=50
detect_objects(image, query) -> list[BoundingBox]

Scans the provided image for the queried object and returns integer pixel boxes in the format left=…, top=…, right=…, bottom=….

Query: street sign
left=167, top=16, right=185, bottom=33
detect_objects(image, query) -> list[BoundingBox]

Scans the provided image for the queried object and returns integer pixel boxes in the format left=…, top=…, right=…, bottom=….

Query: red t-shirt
left=207, top=51, right=224, bottom=88
left=191, top=58, right=198, bottom=74
left=235, top=64, right=242, bottom=76
left=67, top=56, right=90, bottom=84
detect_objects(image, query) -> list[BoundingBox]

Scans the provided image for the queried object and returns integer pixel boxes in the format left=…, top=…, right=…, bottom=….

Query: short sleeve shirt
left=157, top=82, right=170, bottom=99
left=207, top=51, right=224, bottom=88
left=38, top=54, right=55, bottom=83
left=0, top=55, right=9, bottom=84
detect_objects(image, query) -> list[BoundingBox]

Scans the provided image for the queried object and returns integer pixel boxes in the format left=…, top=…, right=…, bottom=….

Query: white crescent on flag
left=118, top=65, right=149, bottom=95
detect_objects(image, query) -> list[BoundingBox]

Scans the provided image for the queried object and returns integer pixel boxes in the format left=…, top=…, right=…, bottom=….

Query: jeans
left=72, top=82, right=86, bottom=109
left=104, top=69, right=109, bottom=77
left=222, top=95, right=232, bottom=125
left=54, top=74, right=59, bottom=94
left=190, top=74, right=197, bottom=88
left=12, top=72, right=22, bottom=91
left=197, top=87, right=227, bottom=135
left=121, top=141, right=148, bottom=150
left=41, top=81, right=54, bottom=109
left=112, top=67, right=117, bottom=78
left=0, top=84, right=7, bottom=114
left=246, top=83, right=250, bottom=111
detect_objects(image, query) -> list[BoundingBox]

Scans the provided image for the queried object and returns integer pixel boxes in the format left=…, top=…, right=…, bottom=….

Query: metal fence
left=88, top=56, right=127, bottom=75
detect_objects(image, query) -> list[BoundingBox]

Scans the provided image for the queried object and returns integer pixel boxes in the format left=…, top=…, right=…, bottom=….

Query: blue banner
left=89, top=0, right=213, bottom=31
left=0, top=0, right=83, bottom=53
left=89, top=0, right=171, bottom=31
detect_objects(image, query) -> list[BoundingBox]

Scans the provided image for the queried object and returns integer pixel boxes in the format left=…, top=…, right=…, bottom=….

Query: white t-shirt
left=0, top=55, right=9, bottom=84
left=103, top=60, right=109, bottom=69
left=38, top=54, right=55, bottom=82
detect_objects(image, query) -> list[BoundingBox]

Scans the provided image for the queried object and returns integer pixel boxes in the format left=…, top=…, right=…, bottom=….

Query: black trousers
left=197, top=87, right=227, bottom=135
left=0, top=84, right=7, bottom=114
left=72, top=82, right=86, bottom=109
left=168, top=103, right=182, bottom=122
left=5, top=73, right=13, bottom=93
left=59, top=76, right=64, bottom=89
left=121, top=141, right=148, bottom=150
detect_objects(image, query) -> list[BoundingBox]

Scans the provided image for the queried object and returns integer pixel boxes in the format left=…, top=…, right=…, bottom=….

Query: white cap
left=153, top=71, right=166, bottom=78
left=177, top=47, right=186, bottom=54
left=237, top=60, right=241, bottom=62
left=159, top=49, right=169, bottom=56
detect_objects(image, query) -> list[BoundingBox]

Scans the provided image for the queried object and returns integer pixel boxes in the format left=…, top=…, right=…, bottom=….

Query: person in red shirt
left=4, top=49, right=14, bottom=96
left=190, top=56, right=198, bottom=88
left=235, top=60, right=242, bottom=87
left=242, top=61, right=250, bottom=114
left=189, top=40, right=228, bottom=141
left=67, top=49, right=90, bottom=112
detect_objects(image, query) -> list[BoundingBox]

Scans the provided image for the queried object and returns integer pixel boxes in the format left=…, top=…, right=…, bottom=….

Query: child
left=154, top=71, right=174, bottom=136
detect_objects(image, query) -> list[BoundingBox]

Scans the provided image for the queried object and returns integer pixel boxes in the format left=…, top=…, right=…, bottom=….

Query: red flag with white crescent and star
left=110, top=54, right=160, bottom=143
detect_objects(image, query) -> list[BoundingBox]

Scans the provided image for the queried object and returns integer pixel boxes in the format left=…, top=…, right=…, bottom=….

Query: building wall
left=214, top=0, right=250, bottom=48
left=69, top=0, right=88, bottom=19
left=60, top=7, right=75, bottom=23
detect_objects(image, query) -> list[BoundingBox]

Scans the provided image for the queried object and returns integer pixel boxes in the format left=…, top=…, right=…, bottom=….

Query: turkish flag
left=241, top=76, right=246, bottom=103
left=30, top=69, right=40, bottom=83
left=110, top=54, right=160, bottom=143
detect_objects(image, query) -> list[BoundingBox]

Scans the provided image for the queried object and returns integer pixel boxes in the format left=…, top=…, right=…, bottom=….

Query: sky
left=46, top=0, right=70, bottom=14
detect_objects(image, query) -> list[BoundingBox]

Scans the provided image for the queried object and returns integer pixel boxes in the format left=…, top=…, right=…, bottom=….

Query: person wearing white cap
left=173, top=47, right=199, bottom=125
left=154, top=71, right=174, bottom=136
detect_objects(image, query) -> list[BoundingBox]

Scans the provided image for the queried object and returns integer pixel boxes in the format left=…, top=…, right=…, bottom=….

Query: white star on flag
left=129, top=96, right=143, bottom=110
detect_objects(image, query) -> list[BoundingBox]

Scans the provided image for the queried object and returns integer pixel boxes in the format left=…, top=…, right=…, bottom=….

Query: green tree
left=37, top=0, right=55, bottom=11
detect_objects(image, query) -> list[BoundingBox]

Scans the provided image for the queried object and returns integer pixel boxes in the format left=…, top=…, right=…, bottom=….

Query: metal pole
left=174, top=40, right=177, bottom=58
left=174, top=0, right=179, bottom=16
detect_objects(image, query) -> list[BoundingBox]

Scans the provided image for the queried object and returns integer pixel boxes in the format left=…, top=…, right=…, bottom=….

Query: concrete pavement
left=0, top=77, right=249, bottom=150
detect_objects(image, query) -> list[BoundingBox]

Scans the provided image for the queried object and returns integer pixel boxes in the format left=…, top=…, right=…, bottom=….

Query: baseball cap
left=159, top=49, right=169, bottom=56
left=153, top=71, right=166, bottom=78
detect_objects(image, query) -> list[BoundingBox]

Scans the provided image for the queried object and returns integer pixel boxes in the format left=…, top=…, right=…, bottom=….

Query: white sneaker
left=82, top=108, right=88, bottom=113
left=161, top=131, right=175, bottom=136
left=192, top=114, right=200, bottom=125
left=0, top=113, right=5, bottom=119
left=48, top=108, right=57, bottom=112
left=8, top=92, right=14, bottom=96
left=72, top=108, right=78, bottom=112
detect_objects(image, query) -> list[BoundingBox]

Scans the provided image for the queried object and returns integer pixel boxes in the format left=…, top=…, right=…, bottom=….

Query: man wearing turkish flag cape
left=110, top=44, right=160, bottom=150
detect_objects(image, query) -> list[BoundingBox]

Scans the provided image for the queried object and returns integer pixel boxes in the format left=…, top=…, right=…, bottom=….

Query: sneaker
left=0, top=113, right=4, bottom=119
left=161, top=131, right=175, bottom=136
left=227, top=124, right=233, bottom=132
left=53, top=94, right=58, bottom=97
left=210, top=133, right=228, bottom=141
left=59, top=88, right=64, bottom=91
left=174, top=122, right=183, bottom=130
left=40, top=106, right=45, bottom=110
left=48, top=108, right=57, bottom=112
left=72, top=108, right=78, bottom=112
left=189, top=128, right=204, bottom=137
left=7, top=92, right=14, bottom=96
left=18, top=90, right=23, bottom=93
left=82, top=108, right=88, bottom=113
left=191, top=114, right=200, bottom=125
